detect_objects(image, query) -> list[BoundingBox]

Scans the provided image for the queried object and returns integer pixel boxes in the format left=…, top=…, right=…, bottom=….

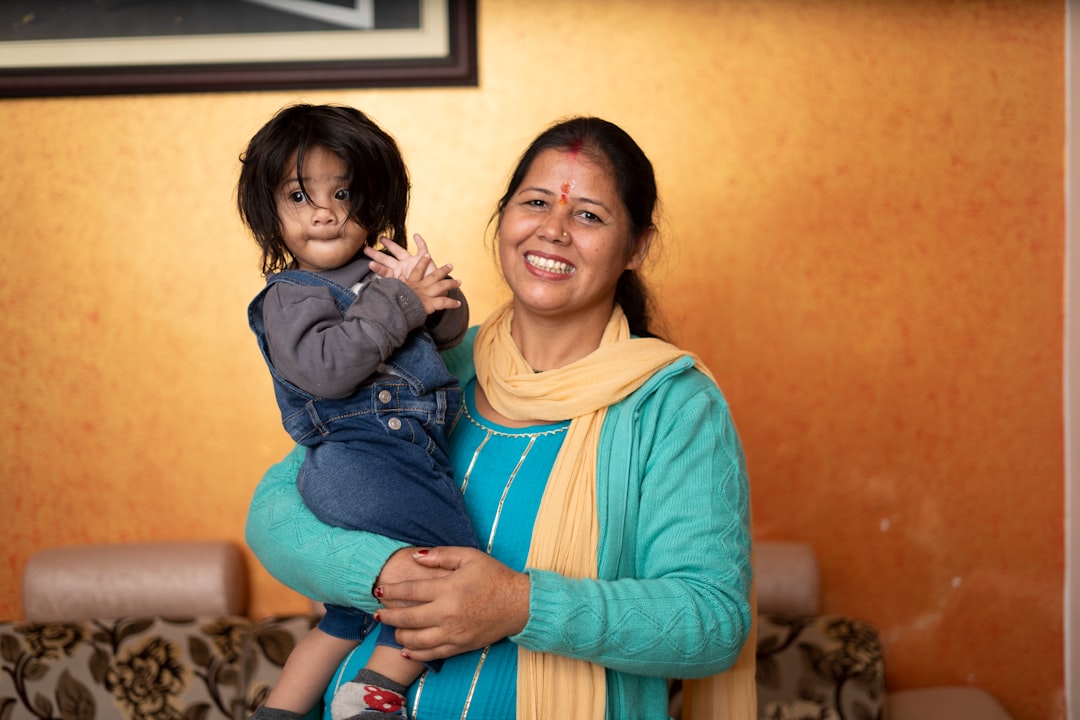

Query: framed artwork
left=0, top=0, right=477, bottom=98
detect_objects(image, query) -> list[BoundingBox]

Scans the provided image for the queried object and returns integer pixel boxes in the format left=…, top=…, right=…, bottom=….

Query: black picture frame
left=0, top=0, right=477, bottom=98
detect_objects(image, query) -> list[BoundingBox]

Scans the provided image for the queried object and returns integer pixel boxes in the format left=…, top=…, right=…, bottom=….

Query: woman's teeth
left=526, top=254, right=575, bottom=274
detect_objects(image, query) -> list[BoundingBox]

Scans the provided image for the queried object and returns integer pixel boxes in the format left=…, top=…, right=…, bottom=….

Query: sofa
left=0, top=540, right=1013, bottom=720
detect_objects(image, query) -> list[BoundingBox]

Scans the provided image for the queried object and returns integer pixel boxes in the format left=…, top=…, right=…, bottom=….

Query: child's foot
left=330, top=669, right=408, bottom=719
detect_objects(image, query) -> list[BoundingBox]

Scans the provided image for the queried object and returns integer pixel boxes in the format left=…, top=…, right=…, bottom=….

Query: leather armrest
left=754, top=540, right=821, bottom=616
left=886, top=687, right=1015, bottom=720
left=21, top=540, right=248, bottom=621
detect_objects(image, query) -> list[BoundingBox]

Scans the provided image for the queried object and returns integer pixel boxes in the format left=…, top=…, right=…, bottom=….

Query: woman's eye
left=524, top=198, right=547, bottom=208
left=579, top=210, right=602, bottom=223
left=335, top=189, right=351, bottom=201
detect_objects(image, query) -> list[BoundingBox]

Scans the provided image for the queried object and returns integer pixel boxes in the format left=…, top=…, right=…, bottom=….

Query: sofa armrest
left=21, top=541, right=248, bottom=622
left=886, top=686, right=1015, bottom=720
left=755, top=541, right=820, bottom=616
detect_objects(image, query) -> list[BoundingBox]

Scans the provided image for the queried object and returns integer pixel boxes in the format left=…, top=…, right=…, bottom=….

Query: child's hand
left=365, top=233, right=438, bottom=280
left=366, top=233, right=461, bottom=316
left=403, top=257, right=463, bottom=316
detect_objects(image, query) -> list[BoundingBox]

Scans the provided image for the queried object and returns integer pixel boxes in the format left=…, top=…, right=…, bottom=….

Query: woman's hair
left=494, top=117, right=661, bottom=338
left=237, top=104, right=410, bottom=275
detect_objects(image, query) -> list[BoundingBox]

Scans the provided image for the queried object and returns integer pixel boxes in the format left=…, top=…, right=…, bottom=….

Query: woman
left=246, top=117, right=755, bottom=720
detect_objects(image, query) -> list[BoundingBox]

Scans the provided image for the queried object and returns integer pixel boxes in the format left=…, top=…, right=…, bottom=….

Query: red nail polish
left=415, top=548, right=429, bottom=556
left=374, top=586, right=384, bottom=598
left=374, top=612, right=382, bottom=622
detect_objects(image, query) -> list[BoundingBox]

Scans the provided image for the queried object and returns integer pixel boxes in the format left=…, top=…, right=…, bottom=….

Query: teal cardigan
left=246, top=327, right=752, bottom=719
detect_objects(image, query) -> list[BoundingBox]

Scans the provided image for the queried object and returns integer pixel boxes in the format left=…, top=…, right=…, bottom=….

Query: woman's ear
left=625, top=226, right=656, bottom=270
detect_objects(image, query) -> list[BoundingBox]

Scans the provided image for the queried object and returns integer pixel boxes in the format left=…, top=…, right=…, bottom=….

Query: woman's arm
left=374, top=368, right=752, bottom=676
left=245, top=445, right=409, bottom=612
left=514, top=369, right=753, bottom=677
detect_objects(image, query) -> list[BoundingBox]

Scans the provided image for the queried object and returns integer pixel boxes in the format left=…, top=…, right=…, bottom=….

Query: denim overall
left=249, top=269, right=477, bottom=643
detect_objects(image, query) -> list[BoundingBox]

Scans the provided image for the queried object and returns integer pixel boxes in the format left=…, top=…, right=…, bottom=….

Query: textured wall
left=0, top=2, right=1064, bottom=718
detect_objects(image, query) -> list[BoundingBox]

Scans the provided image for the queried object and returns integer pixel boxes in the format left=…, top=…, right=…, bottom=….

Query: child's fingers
left=377, top=237, right=411, bottom=260
left=422, top=263, right=454, bottom=282
left=364, top=246, right=399, bottom=278
left=364, top=245, right=390, bottom=263
left=412, top=233, right=430, bottom=258
left=416, top=273, right=460, bottom=296
left=424, top=296, right=463, bottom=313
left=408, top=254, right=432, bottom=282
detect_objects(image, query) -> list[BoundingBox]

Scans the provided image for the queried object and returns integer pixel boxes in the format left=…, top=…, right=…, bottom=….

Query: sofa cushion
left=0, top=616, right=252, bottom=720
left=756, top=614, right=884, bottom=720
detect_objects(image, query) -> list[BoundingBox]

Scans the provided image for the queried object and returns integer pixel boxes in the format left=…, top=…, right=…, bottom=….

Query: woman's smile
left=524, top=251, right=576, bottom=276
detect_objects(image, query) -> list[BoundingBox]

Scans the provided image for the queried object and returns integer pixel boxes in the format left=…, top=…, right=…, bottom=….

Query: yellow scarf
left=473, top=302, right=757, bottom=720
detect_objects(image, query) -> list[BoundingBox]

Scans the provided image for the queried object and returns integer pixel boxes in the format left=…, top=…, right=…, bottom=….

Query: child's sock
left=250, top=707, right=306, bottom=720
left=330, top=669, right=408, bottom=720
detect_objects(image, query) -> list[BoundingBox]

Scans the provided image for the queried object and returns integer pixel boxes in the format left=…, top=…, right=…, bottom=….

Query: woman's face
left=497, top=148, right=652, bottom=322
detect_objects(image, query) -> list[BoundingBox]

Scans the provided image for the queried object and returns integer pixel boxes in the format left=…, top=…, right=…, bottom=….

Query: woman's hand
left=374, top=547, right=531, bottom=662
left=374, top=547, right=452, bottom=608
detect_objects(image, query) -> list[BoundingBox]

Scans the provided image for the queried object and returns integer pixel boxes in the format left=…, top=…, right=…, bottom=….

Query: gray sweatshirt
left=261, top=255, right=468, bottom=399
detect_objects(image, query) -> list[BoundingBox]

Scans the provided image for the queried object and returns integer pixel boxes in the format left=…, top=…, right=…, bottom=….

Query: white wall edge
left=1066, top=1, right=1076, bottom=717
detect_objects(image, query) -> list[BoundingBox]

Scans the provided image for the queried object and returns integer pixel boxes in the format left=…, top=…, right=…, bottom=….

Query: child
left=238, top=104, right=478, bottom=720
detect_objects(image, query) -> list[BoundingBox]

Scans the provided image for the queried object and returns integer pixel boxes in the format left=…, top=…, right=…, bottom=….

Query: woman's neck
left=509, top=303, right=612, bottom=372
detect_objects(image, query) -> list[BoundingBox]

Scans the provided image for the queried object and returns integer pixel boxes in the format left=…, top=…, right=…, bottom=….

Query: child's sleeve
left=427, top=287, right=469, bottom=350
left=264, top=279, right=427, bottom=398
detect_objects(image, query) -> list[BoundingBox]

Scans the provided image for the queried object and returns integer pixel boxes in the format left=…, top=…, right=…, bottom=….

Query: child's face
left=277, top=145, right=369, bottom=273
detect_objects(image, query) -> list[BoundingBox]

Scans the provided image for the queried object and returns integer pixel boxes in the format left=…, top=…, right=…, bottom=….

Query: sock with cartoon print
left=330, top=668, right=408, bottom=719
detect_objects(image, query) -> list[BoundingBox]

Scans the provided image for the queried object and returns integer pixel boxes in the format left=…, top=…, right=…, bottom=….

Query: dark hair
left=494, top=117, right=661, bottom=338
left=237, top=104, right=410, bottom=275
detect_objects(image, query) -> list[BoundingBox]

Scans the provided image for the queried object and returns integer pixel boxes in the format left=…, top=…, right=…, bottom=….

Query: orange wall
left=0, top=2, right=1064, bottom=719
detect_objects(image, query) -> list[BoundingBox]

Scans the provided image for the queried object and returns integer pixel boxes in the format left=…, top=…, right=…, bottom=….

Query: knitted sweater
left=245, top=328, right=753, bottom=719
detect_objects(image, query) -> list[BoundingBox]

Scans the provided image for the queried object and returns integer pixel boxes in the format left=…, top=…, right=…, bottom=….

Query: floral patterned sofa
left=0, top=541, right=314, bottom=720
left=0, top=613, right=314, bottom=720
left=0, top=540, right=1012, bottom=720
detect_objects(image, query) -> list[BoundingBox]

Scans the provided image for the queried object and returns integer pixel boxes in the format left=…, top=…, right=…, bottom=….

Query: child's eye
left=288, top=190, right=307, bottom=203
left=335, top=189, right=351, bottom=201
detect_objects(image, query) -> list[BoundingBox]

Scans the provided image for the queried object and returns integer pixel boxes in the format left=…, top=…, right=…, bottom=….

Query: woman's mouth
left=525, top=252, right=575, bottom=275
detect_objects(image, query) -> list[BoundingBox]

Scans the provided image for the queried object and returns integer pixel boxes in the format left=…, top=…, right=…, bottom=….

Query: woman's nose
left=540, top=215, right=569, bottom=243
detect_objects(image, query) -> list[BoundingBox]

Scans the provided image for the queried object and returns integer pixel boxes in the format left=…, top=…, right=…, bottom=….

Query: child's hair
left=238, top=104, right=410, bottom=275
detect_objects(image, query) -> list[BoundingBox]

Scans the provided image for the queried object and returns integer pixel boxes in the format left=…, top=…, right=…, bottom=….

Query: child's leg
left=259, top=627, right=358, bottom=716
left=330, top=644, right=425, bottom=720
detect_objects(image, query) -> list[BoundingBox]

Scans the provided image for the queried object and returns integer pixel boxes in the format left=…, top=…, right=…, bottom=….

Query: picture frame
left=0, top=0, right=477, bottom=98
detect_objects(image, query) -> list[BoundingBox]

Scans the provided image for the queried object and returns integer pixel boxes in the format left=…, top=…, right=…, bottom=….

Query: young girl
left=238, top=103, right=477, bottom=720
